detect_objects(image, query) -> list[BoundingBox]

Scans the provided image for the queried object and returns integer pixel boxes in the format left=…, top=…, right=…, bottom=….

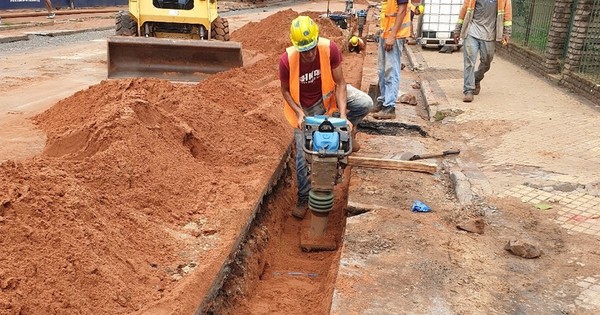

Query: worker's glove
left=501, top=34, right=510, bottom=46
left=502, top=26, right=512, bottom=46
left=453, top=24, right=462, bottom=44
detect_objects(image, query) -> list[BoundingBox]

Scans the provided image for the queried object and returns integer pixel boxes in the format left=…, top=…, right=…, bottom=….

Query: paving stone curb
left=0, top=25, right=113, bottom=43
left=0, top=21, right=53, bottom=32
left=0, top=34, right=28, bottom=43
left=25, top=26, right=113, bottom=37
left=405, top=45, right=495, bottom=206
left=449, top=169, right=474, bottom=205
left=404, top=43, right=441, bottom=122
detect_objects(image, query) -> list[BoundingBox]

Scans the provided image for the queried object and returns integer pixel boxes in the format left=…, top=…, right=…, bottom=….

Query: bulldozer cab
left=107, top=0, right=243, bottom=82
left=153, top=0, right=194, bottom=10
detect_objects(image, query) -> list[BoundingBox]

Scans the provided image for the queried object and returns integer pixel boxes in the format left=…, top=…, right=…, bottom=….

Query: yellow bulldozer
left=107, top=0, right=243, bottom=82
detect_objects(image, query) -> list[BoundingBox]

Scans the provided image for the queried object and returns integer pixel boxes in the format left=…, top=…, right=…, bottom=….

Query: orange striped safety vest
left=283, top=37, right=338, bottom=128
left=380, top=0, right=412, bottom=39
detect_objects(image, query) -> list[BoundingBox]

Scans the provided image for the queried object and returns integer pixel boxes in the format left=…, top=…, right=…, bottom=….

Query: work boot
left=292, top=202, right=308, bottom=219
left=372, top=100, right=383, bottom=113
left=463, top=92, right=474, bottom=103
left=474, top=82, right=481, bottom=95
left=373, top=106, right=396, bottom=120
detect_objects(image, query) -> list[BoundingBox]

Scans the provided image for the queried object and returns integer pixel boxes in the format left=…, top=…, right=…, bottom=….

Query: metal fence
left=578, top=0, right=600, bottom=83
left=512, top=0, right=555, bottom=53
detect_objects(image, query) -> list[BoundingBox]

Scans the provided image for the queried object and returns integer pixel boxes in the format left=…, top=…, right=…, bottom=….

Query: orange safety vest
left=283, top=37, right=338, bottom=128
left=380, top=0, right=412, bottom=39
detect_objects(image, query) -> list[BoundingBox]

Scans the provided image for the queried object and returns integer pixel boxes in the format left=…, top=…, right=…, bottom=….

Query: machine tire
left=211, top=17, right=230, bottom=41
left=115, top=11, right=138, bottom=36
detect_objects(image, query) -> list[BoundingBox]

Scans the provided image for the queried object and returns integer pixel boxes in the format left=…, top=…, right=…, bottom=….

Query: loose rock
left=457, top=217, right=485, bottom=234
left=504, top=240, right=543, bottom=259
left=398, top=94, right=417, bottom=106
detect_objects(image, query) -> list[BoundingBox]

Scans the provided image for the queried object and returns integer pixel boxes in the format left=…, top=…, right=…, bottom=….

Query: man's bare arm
left=280, top=80, right=305, bottom=127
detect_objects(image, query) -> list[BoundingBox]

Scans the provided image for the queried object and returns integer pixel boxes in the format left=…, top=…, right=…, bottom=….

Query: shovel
left=399, top=149, right=460, bottom=161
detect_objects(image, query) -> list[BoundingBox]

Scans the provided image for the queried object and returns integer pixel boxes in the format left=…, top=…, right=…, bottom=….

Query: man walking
left=453, top=0, right=512, bottom=102
left=44, top=0, right=55, bottom=19
left=279, top=16, right=373, bottom=219
left=373, top=0, right=411, bottom=120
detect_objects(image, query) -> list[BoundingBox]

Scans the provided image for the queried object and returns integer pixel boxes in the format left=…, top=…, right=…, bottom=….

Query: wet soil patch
left=358, top=120, right=429, bottom=137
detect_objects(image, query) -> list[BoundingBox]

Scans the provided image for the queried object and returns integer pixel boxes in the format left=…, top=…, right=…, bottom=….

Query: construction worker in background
left=372, top=0, right=411, bottom=120
left=453, top=0, right=512, bottom=102
left=348, top=35, right=366, bottom=53
left=279, top=16, right=373, bottom=219
left=44, top=0, right=55, bottom=19
left=409, top=1, right=424, bottom=39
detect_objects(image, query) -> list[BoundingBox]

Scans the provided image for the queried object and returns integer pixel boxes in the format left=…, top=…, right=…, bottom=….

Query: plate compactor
left=299, top=116, right=353, bottom=251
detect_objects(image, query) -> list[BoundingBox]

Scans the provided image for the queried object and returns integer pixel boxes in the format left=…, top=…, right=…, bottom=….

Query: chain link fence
left=511, top=0, right=555, bottom=53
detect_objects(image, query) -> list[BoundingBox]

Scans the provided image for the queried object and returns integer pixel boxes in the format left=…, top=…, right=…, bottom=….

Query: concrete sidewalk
left=332, top=39, right=600, bottom=313
left=420, top=45, right=600, bottom=237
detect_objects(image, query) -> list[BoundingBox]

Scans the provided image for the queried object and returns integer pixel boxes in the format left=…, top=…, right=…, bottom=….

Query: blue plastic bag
left=411, top=200, right=431, bottom=212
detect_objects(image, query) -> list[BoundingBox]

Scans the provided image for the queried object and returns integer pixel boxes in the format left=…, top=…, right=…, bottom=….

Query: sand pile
left=0, top=10, right=346, bottom=315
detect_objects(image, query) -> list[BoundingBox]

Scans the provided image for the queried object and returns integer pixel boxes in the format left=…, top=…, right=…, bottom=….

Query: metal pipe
left=301, top=141, right=352, bottom=158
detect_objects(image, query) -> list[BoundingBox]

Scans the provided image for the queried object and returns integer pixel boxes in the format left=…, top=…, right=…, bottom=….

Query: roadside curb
left=0, top=26, right=113, bottom=43
left=0, top=34, right=28, bottom=43
left=0, top=8, right=120, bottom=19
left=403, top=43, right=441, bottom=121
left=420, top=80, right=440, bottom=121
left=449, top=169, right=474, bottom=205
left=404, top=44, right=495, bottom=205
left=0, top=21, right=54, bottom=31
left=26, top=26, right=113, bottom=37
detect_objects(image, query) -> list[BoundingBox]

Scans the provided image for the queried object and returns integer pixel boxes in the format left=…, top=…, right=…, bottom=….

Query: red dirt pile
left=0, top=9, right=346, bottom=315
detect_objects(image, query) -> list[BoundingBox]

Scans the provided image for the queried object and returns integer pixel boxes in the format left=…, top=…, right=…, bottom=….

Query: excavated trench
left=154, top=12, right=425, bottom=314
left=186, top=8, right=367, bottom=314
left=193, top=6, right=428, bottom=312
left=197, top=120, right=429, bottom=314
left=198, top=150, right=352, bottom=314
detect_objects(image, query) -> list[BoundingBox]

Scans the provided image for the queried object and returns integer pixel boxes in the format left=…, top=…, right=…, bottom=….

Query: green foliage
left=511, top=0, right=554, bottom=54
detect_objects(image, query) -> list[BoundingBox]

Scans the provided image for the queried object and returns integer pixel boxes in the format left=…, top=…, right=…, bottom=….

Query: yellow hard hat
left=418, top=4, right=424, bottom=14
left=350, top=36, right=359, bottom=46
left=290, top=16, right=319, bottom=52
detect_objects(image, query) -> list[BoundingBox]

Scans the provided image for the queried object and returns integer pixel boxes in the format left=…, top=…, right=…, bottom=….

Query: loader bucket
left=107, top=36, right=243, bottom=82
